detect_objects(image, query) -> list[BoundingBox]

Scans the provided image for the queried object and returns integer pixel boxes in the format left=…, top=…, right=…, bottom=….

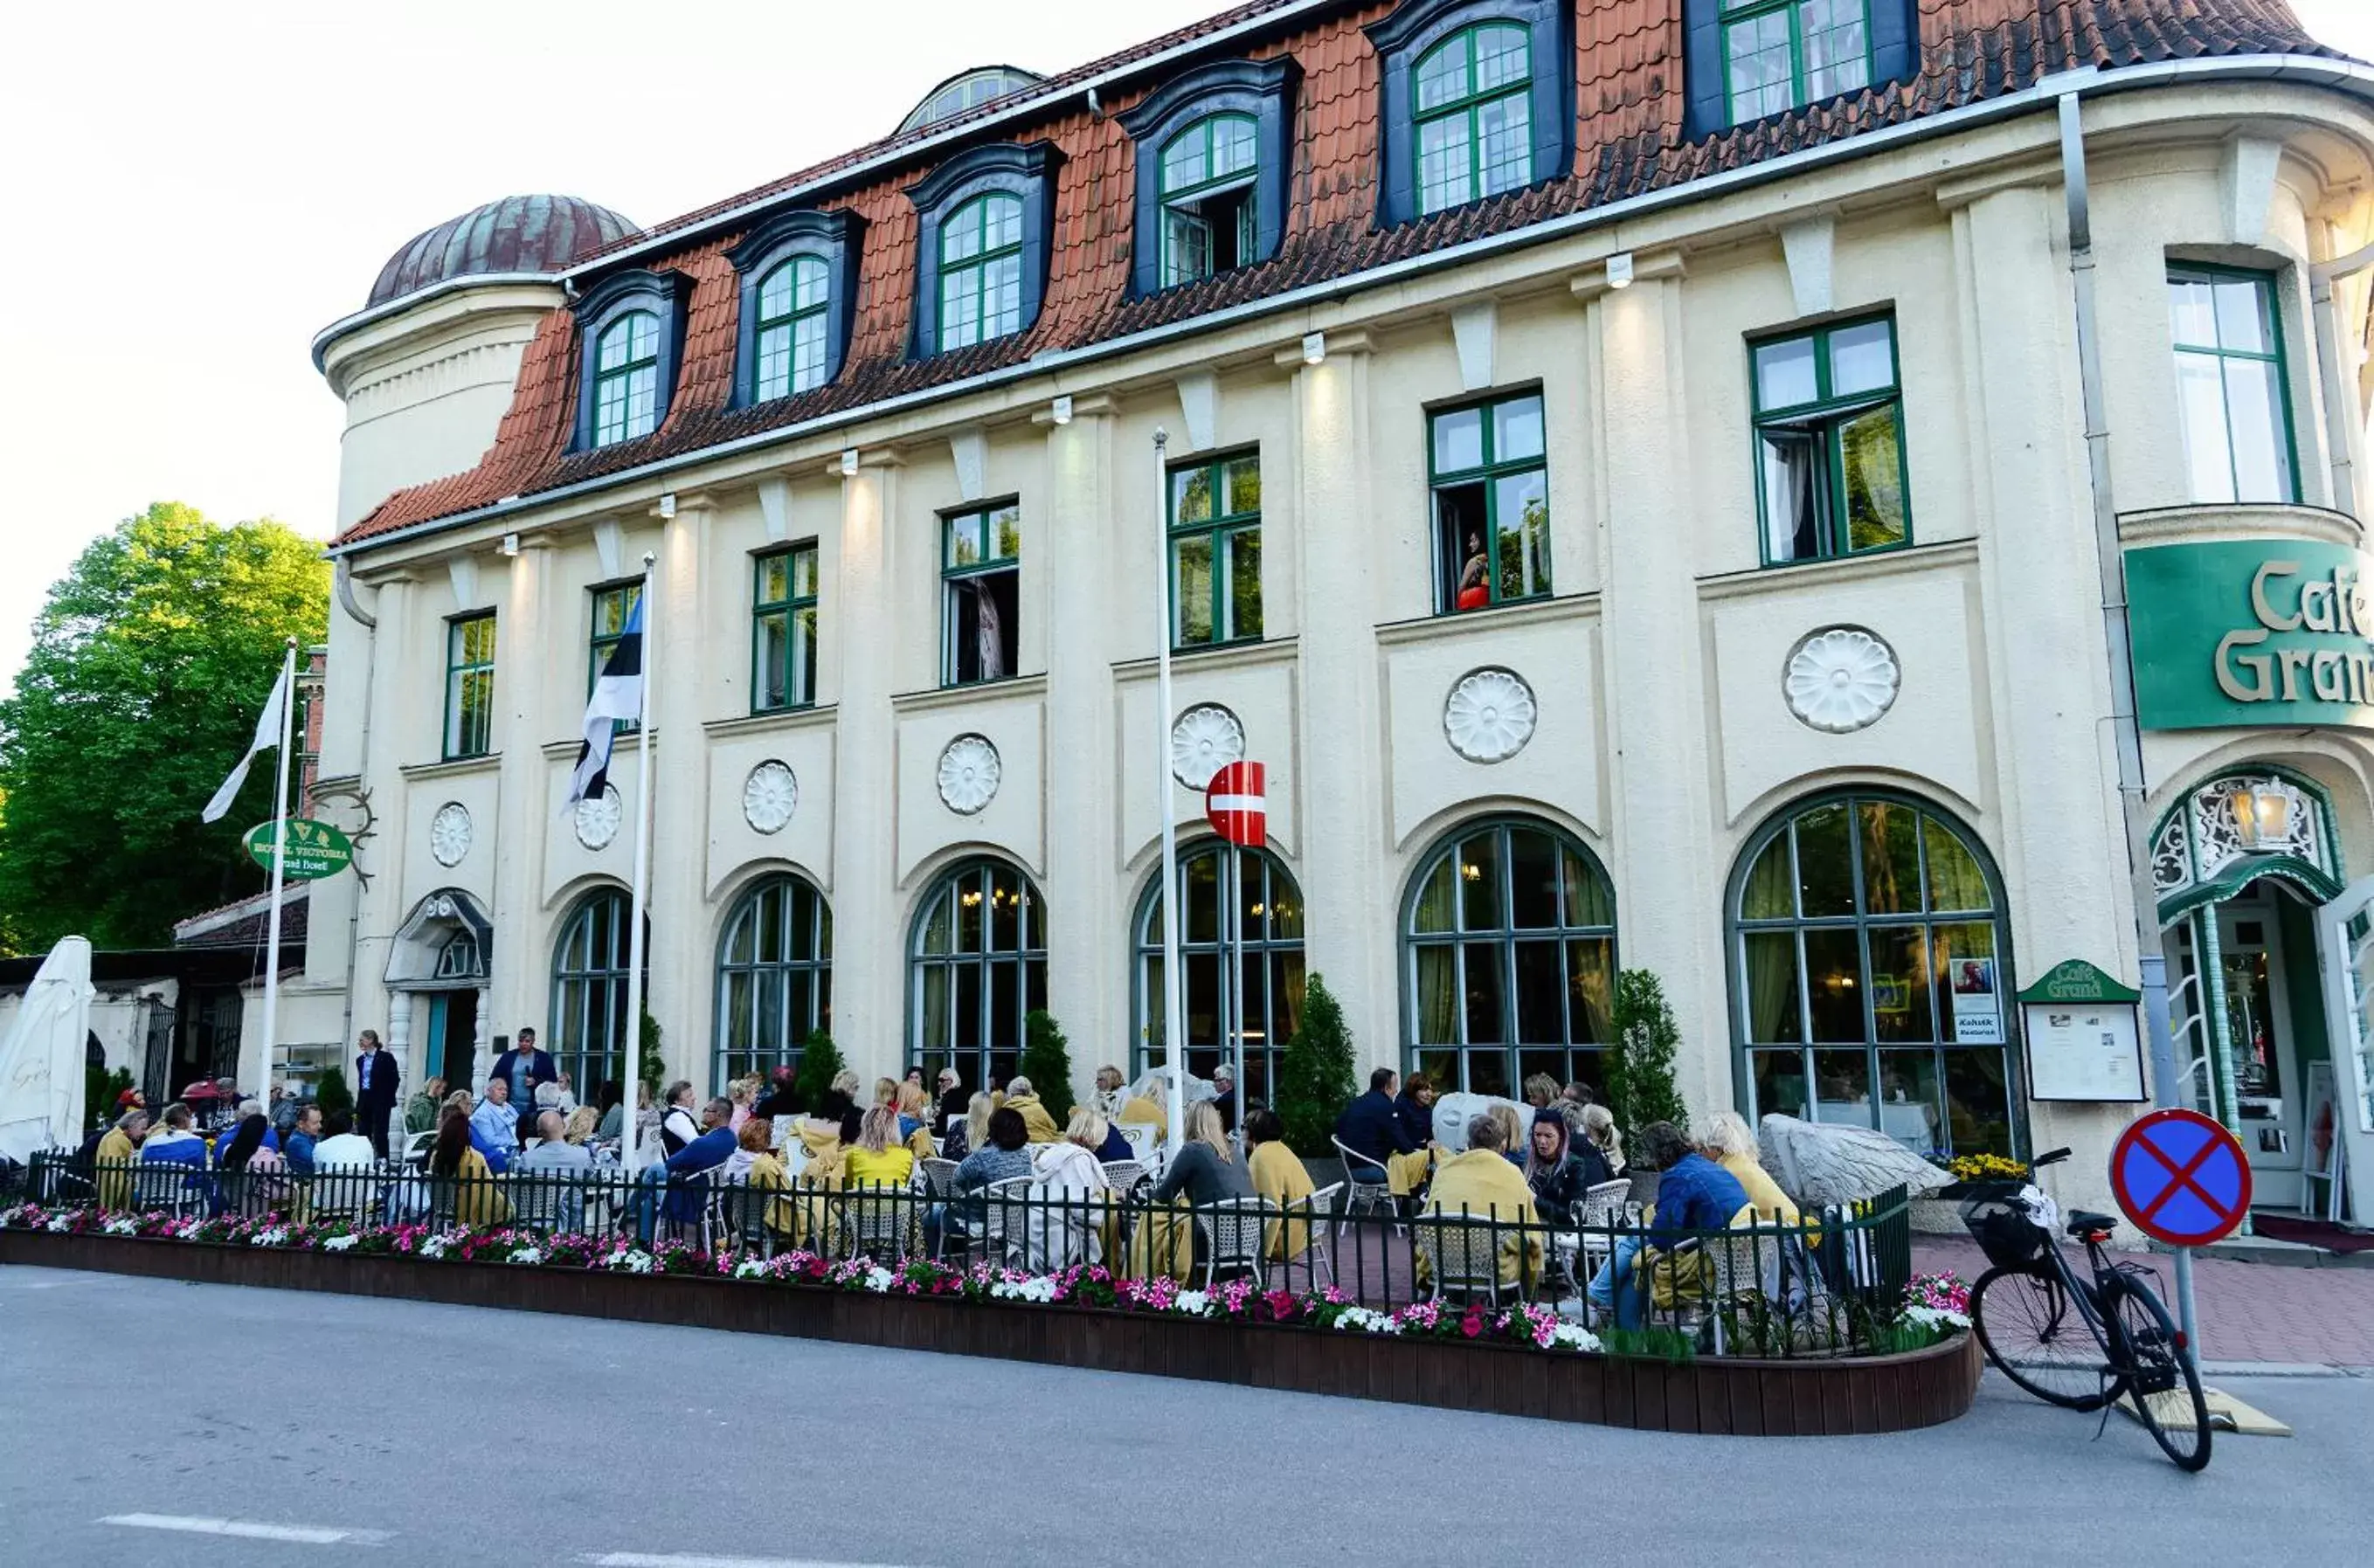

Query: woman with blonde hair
left=1521, top=1073, right=1561, bottom=1109
left=1091, top=1065, right=1127, bottom=1121
left=728, top=1076, right=758, bottom=1132
left=1485, top=1102, right=1526, bottom=1167
left=1152, top=1102, right=1251, bottom=1208
left=894, top=1081, right=938, bottom=1159
left=1581, top=1102, right=1626, bottom=1174
left=844, top=1104, right=916, bottom=1189
left=560, top=1104, right=600, bottom=1145
left=1698, top=1109, right=1798, bottom=1225
left=943, top=1090, right=994, bottom=1162
left=1243, top=1108, right=1317, bottom=1264
left=1024, top=1105, right=1115, bottom=1267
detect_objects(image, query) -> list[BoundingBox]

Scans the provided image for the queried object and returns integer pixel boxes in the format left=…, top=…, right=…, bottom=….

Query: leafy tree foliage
left=0, top=504, right=328, bottom=950
left=792, top=1028, right=846, bottom=1110
left=1018, top=1010, right=1076, bottom=1122
left=1275, top=972, right=1355, bottom=1156
left=1609, top=968, right=1689, bottom=1135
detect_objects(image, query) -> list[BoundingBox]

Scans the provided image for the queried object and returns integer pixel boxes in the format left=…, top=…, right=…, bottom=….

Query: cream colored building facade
left=302, top=43, right=2374, bottom=1220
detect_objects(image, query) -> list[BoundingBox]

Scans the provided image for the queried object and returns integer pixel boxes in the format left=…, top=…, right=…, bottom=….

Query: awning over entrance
left=384, top=888, right=493, bottom=988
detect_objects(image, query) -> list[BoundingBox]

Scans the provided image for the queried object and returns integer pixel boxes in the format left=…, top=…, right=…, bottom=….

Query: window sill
left=537, top=731, right=647, bottom=762
left=2116, top=502, right=2360, bottom=549
left=1111, top=635, right=1300, bottom=679
left=1696, top=538, right=1976, bottom=602
left=401, top=753, right=502, bottom=783
left=704, top=703, right=838, bottom=738
left=1374, top=595, right=1596, bottom=646
left=890, top=673, right=1049, bottom=714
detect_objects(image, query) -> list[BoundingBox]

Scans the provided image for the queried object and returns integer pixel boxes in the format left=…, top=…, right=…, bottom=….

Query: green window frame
left=1402, top=816, right=1617, bottom=1099
left=938, top=193, right=1024, bottom=352
left=942, top=501, right=1021, bottom=686
left=1167, top=452, right=1263, bottom=649
left=550, top=887, right=646, bottom=1102
left=2169, top=265, right=2299, bottom=506
left=1429, top=390, right=1549, bottom=614
left=592, top=309, right=661, bottom=446
left=1720, top=0, right=1872, bottom=125
left=442, top=611, right=495, bottom=761
left=589, top=581, right=642, bottom=734
left=1132, top=843, right=1305, bottom=1102
left=908, top=858, right=1048, bottom=1092
left=751, top=545, right=820, bottom=713
left=752, top=256, right=829, bottom=402
left=1752, top=314, right=1910, bottom=566
left=714, top=872, right=833, bottom=1089
left=1413, top=23, right=1533, bottom=216
left=1159, top=114, right=1259, bottom=287
left=1729, top=791, right=2019, bottom=1163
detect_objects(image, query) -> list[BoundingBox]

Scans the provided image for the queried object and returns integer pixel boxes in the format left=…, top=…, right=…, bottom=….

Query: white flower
left=733, top=1259, right=768, bottom=1280
left=1547, top=1323, right=1602, bottom=1352
left=990, top=1275, right=1058, bottom=1302
left=864, top=1267, right=896, bottom=1294
left=45, top=1216, right=72, bottom=1233
left=600, top=1247, right=654, bottom=1274
left=323, top=1234, right=359, bottom=1254
left=420, top=1237, right=451, bottom=1259
left=252, top=1226, right=290, bottom=1248
left=104, top=1217, right=139, bottom=1236
left=509, top=1247, right=544, bottom=1267
left=1173, top=1290, right=1212, bottom=1316
left=1902, top=1305, right=1970, bottom=1332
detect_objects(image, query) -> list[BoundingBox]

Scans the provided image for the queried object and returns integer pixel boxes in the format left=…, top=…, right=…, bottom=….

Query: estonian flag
left=564, top=590, right=644, bottom=809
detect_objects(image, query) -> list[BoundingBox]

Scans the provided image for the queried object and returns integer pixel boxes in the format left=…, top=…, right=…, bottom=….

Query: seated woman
left=948, top=1104, right=1035, bottom=1246
left=941, top=1091, right=993, bottom=1164
left=560, top=1105, right=601, bottom=1146
left=894, top=1081, right=938, bottom=1160
left=1152, top=1102, right=1252, bottom=1209
left=1243, top=1108, right=1317, bottom=1265
left=1416, top=1112, right=1540, bottom=1296
left=722, top=1114, right=765, bottom=1181
left=429, top=1108, right=511, bottom=1227
left=1524, top=1109, right=1608, bottom=1220
left=821, top=1070, right=864, bottom=1147
left=1024, top=1107, right=1115, bottom=1268
left=1522, top=1073, right=1561, bottom=1110
left=1697, top=1110, right=1799, bottom=1226
left=844, top=1105, right=917, bottom=1190
left=732, top=1118, right=795, bottom=1244
left=1091, top=1065, right=1128, bottom=1122
left=1585, top=1120, right=1749, bottom=1332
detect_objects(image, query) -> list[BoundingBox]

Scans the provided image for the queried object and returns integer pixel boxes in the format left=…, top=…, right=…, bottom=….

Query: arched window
left=1729, top=791, right=2017, bottom=1161
left=1413, top=24, right=1532, bottom=215
left=910, top=858, right=1046, bottom=1092
left=938, top=192, right=1024, bottom=351
left=1402, top=817, right=1616, bottom=1097
left=550, top=888, right=646, bottom=1101
left=1158, top=114, right=1259, bottom=287
left=752, top=256, right=829, bottom=402
left=1134, top=843, right=1305, bottom=1104
left=714, top=873, right=833, bottom=1088
left=592, top=309, right=661, bottom=446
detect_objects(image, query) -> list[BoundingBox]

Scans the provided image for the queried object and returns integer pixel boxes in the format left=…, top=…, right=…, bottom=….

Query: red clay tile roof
left=336, top=0, right=2341, bottom=549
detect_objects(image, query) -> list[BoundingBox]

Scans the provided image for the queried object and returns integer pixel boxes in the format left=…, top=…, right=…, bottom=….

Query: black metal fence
left=23, top=1150, right=1914, bottom=1357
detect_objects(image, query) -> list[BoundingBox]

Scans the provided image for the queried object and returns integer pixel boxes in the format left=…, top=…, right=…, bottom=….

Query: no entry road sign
left=2109, top=1108, right=2253, bottom=1248
left=1205, top=761, right=1267, bottom=848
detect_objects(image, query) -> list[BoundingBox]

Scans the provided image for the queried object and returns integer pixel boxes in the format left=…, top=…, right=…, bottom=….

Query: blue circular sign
left=2109, top=1108, right=2253, bottom=1248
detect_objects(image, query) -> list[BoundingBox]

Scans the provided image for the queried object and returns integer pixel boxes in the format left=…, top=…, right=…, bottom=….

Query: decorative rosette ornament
left=1443, top=667, right=1538, bottom=763
left=429, top=802, right=472, bottom=867
left=937, top=735, right=1001, bottom=815
left=574, top=785, right=623, bottom=851
left=1783, top=627, right=1900, bottom=734
left=1169, top=703, right=1246, bottom=789
left=741, top=761, right=799, bottom=835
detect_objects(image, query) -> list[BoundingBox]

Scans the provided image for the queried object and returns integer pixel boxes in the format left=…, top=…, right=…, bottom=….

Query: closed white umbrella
left=0, top=936, right=96, bottom=1164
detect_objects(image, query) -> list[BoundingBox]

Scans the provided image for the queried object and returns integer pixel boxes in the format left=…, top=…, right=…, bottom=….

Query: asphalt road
left=2, top=1265, right=2366, bottom=1566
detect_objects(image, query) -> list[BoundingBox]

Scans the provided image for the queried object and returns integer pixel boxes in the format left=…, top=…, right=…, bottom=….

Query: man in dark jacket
left=353, top=1029, right=400, bottom=1158
left=487, top=1029, right=557, bottom=1125
left=1333, top=1067, right=1415, bottom=1180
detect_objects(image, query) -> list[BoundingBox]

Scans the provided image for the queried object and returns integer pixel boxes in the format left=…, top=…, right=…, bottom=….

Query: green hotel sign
left=245, top=818, right=354, bottom=881
left=2127, top=538, right=2374, bottom=730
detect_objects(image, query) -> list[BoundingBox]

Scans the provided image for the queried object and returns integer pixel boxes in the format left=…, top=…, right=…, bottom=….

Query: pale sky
left=0, top=0, right=2368, bottom=696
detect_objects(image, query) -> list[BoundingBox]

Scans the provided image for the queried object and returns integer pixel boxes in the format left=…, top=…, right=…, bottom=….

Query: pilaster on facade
left=647, top=496, right=716, bottom=1086
left=490, top=539, right=550, bottom=1043
left=827, top=453, right=903, bottom=1081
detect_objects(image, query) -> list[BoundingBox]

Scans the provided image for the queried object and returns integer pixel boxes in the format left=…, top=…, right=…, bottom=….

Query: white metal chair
left=843, top=1183, right=918, bottom=1263
left=1414, top=1213, right=1512, bottom=1307
left=133, top=1162, right=202, bottom=1219
left=1270, top=1182, right=1339, bottom=1291
left=917, top=1157, right=962, bottom=1201
left=401, top=1130, right=436, bottom=1168
left=1573, top=1177, right=1632, bottom=1279
left=975, top=1175, right=1032, bottom=1268
left=1194, top=1197, right=1275, bottom=1288
left=1331, top=1136, right=1397, bottom=1237
left=1098, top=1159, right=1145, bottom=1198
left=1114, top=1122, right=1159, bottom=1164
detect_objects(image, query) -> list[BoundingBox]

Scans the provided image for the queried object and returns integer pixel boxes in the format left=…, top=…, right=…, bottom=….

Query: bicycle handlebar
left=2031, top=1147, right=2073, bottom=1168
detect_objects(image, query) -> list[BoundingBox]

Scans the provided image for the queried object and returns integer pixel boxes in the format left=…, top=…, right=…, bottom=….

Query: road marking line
left=580, top=1555, right=925, bottom=1568
left=102, top=1514, right=389, bottom=1545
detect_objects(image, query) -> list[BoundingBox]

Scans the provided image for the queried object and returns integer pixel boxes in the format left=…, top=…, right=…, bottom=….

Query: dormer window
left=726, top=208, right=863, bottom=406
left=1119, top=58, right=1295, bottom=298
left=593, top=312, right=661, bottom=446
left=571, top=268, right=689, bottom=452
left=1367, top=0, right=1573, bottom=229
left=904, top=143, right=1056, bottom=358
left=1681, top=0, right=1915, bottom=136
left=941, top=194, right=1024, bottom=349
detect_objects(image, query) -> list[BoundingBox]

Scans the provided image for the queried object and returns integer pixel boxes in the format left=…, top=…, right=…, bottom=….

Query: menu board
left=2023, top=1000, right=2146, bottom=1102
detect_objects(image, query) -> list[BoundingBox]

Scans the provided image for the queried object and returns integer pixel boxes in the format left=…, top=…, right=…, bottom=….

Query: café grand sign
left=2127, top=538, right=2374, bottom=730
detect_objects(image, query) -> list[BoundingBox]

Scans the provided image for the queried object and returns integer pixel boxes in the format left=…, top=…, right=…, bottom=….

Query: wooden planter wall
left=0, top=1232, right=1979, bottom=1434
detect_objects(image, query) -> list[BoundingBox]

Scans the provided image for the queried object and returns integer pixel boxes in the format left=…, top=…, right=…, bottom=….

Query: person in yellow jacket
left=94, top=1111, right=148, bottom=1210
left=784, top=1109, right=848, bottom=1250
left=1000, top=1076, right=1061, bottom=1143
left=1414, top=1112, right=1540, bottom=1294
left=737, top=1122, right=795, bottom=1247
left=1698, top=1110, right=1801, bottom=1226
left=1116, top=1091, right=1167, bottom=1143
left=844, top=1105, right=917, bottom=1188
left=1243, top=1109, right=1318, bottom=1266
left=428, top=1111, right=511, bottom=1227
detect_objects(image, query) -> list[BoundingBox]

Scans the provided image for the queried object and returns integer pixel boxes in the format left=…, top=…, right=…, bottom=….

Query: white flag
left=201, top=665, right=289, bottom=824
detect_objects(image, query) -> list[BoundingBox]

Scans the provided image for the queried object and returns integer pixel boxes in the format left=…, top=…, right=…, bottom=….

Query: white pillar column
left=1037, top=399, right=1120, bottom=1095
left=387, top=990, right=417, bottom=1093
left=646, top=496, right=714, bottom=1091
left=490, top=540, right=550, bottom=1046
left=347, top=572, right=418, bottom=1088
left=1284, top=331, right=1396, bottom=1070
left=1582, top=259, right=1730, bottom=1117
left=827, top=454, right=903, bottom=1085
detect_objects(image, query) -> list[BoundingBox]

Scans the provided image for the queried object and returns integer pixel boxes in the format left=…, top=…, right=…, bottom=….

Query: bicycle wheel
left=2107, top=1275, right=2211, bottom=1472
left=1971, top=1265, right=2114, bottom=1411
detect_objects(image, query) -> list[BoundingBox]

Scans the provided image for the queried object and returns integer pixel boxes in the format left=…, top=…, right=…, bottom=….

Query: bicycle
left=1959, top=1147, right=2211, bottom=1471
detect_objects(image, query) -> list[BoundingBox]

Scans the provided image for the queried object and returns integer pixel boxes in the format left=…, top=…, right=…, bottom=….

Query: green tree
left=312, top=1063, right=353, bottom=1119
left=792, top=1028, right=845, bottom=1109
left=1609, top=968, right=1689, bottom=1136
left=1274, top=972, right=1355, bottom=1156
left=1018, top=1010, right=1076, bottom=1122
left=0, top=504, right=329, bottom=949
left=637, top=1009, right=666, bottom=1093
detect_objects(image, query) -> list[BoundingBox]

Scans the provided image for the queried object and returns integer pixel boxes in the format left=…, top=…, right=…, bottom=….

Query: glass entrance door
left=2170, top=890, right=2305, bottom=1207
left=424, top=991, right=479, bottom=1095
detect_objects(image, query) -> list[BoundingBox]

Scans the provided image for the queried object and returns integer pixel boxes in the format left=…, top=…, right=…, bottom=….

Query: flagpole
left=1229, top=844, right=1245, bottom=1136
left=259, top=638, right=296, bottom=1113
left=1153, top=430, right=1186, bottom=1159
left=619, top=554, right=658, bottom=1176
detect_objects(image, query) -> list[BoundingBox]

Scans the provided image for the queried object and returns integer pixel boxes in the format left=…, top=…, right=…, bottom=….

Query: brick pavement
left=1912, top=1235, right=2374, bottom=1368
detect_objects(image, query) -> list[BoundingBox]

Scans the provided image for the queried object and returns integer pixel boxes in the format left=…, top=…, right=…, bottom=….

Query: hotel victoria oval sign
left=2127, top=538, right=2374, bottom=729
